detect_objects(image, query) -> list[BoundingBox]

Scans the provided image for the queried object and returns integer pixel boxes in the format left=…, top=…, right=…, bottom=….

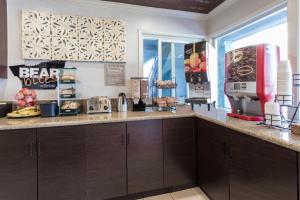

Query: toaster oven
left=87, top=96, right=111, bottom=114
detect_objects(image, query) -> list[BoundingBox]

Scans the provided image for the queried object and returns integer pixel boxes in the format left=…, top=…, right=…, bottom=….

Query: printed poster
left=184, top=41, right=208, bottom=84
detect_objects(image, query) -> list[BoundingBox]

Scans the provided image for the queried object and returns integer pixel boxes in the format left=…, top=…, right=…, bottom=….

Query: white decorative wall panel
left=22, top=11, right=51, bottom=36
left=78, top=17, right=104, bottom=61
left=103, top=20, right=126, bottom=62
left=22, top=10, right=126, bottom=62
left=51, top=37, right=78, bottom=61
left=78, top=38, right=104, bottom=61
left=51, top=14, right=78, bottom=38
left=78, top=17, right=103, bottom=39
left=22, top=35, right=51, bottom=60
left=22, top=11, right=52, bottom=60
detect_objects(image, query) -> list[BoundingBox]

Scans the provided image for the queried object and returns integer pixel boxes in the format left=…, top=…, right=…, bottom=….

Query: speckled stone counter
left=0, top=106, right=194, bottom=131
left=194, top=106, right=300, bottom=152
left=1, top=105, right=300, bottom=152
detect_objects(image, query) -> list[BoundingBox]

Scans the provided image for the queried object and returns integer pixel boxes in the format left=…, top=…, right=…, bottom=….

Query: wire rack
left=151, top=79, right=177, bottom=111
left=259, top=74, right=300, bottom=130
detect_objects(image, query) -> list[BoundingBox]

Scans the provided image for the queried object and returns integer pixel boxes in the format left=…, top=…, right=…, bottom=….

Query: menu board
left=9, top=61, right=65, bottom=89
left=184, top=41, right=208, bottom=84
left=104, top=63, right=126, bottom=86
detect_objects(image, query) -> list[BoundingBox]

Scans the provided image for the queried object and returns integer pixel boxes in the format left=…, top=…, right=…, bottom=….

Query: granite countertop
left=0, top=106, right=194, bottom=131
left=1, top=105, right=300, bottom=152
left=194, top=106, right=300, bottom=152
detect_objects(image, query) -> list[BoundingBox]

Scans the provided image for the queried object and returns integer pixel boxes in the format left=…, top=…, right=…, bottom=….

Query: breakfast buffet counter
left=1, top=105, right=300, bottom=152
left=0, top=106, right=194, bottom=131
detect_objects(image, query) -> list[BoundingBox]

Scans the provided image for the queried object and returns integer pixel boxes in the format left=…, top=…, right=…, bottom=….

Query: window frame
left=139, top=30, right=205, bottom=98
left=138, top=30, right=205, bottom=78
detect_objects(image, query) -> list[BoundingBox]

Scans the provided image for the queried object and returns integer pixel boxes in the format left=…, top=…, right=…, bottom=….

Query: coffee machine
left=224, top=44, right=280, bottom=121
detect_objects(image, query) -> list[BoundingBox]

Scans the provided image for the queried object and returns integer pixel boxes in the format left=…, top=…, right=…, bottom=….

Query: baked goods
left=155, top=98, right=168, bottom=107
left=60, top=87, right=76, bottom=97
left=156, top=80, right=176, bottom=89
left=154, top=97, right=176, bottom=108
left=61, top=101, right=80, bottom=110
left=291, top=124, right=300, bottom=135
left=61, top=75, right=75, bottom=81
left=166, top=97, right=176, bottom=107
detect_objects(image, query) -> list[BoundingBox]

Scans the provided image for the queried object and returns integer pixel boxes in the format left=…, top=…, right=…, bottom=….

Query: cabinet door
left=163, top=118, right=196, bottom=187
left=197, top=119, right=229, bottom=200
left=85, top=123, right=127, bottom=200
left=230, top=132, right=298, bottom=200
left=127, top=120, right=163, bottom=194
left=0, top=129, right=37, bottom=200
left=37, top=126, right=86, bottom=200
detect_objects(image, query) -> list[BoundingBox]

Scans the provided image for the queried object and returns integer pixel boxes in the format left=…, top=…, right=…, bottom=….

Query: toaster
left=87, top=96, right=111, bottom=114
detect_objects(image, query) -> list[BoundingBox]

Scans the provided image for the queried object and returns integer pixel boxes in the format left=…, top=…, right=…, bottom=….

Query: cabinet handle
left=37, top=142, right=41, bottom=157
left=223, top=143, right=232, bottom=159
left=127, top=133, right=130, bottom=144
left=30, top=142, right=34, bottom=157
left=229, top=144, right=232, bottom=159
left=223, top=142, right=227, bottom=156
left=121, top=134, right=125, bottom=145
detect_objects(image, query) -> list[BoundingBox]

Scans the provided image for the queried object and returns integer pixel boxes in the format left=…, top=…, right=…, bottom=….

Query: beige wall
left=207, top=0, right=287, bottom=37
left=0, top=0, right=206, bottom=101
left=287, top=0, right=299, bottom=105
left=288, top=0, right=299, bottom=73
left=1, top=0, right=297, bottom=103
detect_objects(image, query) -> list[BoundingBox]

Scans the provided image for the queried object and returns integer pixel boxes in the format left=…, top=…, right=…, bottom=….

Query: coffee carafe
left=117, top=93, right=127, bottom=112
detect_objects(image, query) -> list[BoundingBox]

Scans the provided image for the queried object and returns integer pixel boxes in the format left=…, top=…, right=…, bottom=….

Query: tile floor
left=139, top=188, right=209, bottom=200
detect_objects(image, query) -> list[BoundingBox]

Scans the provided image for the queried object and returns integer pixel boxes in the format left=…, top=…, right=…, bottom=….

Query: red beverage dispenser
left=224, top=44, right=280, bottom=121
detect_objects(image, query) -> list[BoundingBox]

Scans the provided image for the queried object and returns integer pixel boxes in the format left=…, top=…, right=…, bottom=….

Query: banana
left=7, top=107, right=40, bottom=118
left=19, top=106, right=37, bottom=112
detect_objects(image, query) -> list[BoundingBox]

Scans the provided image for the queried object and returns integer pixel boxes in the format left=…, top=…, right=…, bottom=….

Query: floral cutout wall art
left=22, top=10, right=126, bottom=62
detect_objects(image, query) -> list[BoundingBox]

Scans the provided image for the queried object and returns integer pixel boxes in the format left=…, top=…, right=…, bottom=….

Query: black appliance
left=40, top=101, right=58, bottom=117
left=0, top=102, right=12, bottom=118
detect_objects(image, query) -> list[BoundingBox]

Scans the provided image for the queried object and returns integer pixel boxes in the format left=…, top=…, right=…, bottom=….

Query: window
left=141, top=33, right=203, bottom=103
left=216, top=9, right=288, bottom=108
left=229, top=23, right=288, bottom=60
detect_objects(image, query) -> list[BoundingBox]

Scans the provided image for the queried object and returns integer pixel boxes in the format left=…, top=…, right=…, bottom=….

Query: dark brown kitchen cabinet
left=0, top=0, right=7, bottom=78
left=298, top=154, right=300, bottom=200
left=127, top=120, right=163, bottom=194
left=37, top=126, right=86, bottom=200
left=197, top=119, right=229, bottom=200
left=85, top=123, right=127, bottom=200
left=229, top=132, right=298, bottom=200
left=0, top=129, right=37, bottom=200
left=163, top=117, right=196, bottom=187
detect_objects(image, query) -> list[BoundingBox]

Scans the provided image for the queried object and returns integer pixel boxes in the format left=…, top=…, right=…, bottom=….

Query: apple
left=15, top=92, right=25, bottom=100
left=17, top=100, right=26, bottom=108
